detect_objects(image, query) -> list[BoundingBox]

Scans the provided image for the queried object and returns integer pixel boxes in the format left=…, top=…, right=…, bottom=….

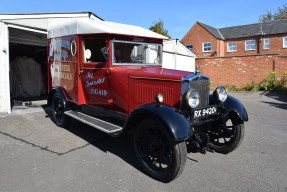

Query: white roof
left=0, top=12, right=102, bottom=31
left=163, top=39, right=196, bottom=57
left=0, top=12, right=168, bottom=40
left=48, top=18, right=169, bottom=39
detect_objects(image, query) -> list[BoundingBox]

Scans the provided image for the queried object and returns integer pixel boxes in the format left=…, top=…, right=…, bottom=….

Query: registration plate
left=193, top=106, right=217, bottom=118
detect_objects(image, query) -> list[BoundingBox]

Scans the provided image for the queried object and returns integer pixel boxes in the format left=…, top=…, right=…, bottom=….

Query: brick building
left=181, top=19, right=287, bottom=58
left=181, top=20, right=287, bottom=88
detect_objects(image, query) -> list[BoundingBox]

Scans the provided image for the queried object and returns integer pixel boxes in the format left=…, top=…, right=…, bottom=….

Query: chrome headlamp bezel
left=186, top=89, right=199, bottom=108
left=154, top=93, right=164, bottom=103
left=213, top=86, right=227, bottom=103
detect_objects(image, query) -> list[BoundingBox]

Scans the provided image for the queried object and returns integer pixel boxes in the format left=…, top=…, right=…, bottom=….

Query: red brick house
left=181, top=20, right=287, bottom=88
left=181, top=19, right=287, bottom=58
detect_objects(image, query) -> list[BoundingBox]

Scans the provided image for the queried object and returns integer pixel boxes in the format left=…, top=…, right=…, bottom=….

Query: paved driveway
left=0, top=92, right=286, bottom=192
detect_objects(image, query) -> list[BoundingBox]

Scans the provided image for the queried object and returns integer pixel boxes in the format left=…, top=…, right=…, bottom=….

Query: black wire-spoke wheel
left=134, top=118, right=187, bottom=183
left=208, top=114, right=245, bottom=154
left=51, top=93, right=68, bottom=128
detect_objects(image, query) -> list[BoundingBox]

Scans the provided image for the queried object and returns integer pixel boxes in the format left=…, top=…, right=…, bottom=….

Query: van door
left=79, top=37, right=112, bottom=107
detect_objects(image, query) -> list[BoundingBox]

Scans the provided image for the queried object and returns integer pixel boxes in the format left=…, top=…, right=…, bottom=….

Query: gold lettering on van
left=53, top=64, right=73, bottom=80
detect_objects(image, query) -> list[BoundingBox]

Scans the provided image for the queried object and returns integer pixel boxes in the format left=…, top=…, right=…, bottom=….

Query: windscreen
left=113, top=41, right=162, bottom=65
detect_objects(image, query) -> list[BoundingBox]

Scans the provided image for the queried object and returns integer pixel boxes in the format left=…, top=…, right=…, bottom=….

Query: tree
left=149, top=19, right=171, bottom=39
left=260, top=4, right=287, bottom=22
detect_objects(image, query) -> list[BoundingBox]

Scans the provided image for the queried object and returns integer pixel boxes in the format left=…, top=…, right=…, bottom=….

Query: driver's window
left=83, top=39, right=106, bottom=63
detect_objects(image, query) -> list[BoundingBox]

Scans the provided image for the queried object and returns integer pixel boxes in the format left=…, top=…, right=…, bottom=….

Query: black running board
left=64, top=110, right=123, bottom=134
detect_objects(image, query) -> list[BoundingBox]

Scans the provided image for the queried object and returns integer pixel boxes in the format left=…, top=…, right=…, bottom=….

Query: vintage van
left=47, top=18, right=248, bottom=182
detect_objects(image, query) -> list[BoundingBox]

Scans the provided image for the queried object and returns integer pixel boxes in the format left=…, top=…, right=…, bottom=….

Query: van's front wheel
left=133, top=118, right=187, bottom=183
left=208, top=114, right=245, bottom=154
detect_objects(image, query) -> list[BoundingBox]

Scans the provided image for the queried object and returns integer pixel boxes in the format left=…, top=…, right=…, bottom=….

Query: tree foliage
left=149, top=19, right=171, bottom=39
left=260, top=4, right=287, bottom=22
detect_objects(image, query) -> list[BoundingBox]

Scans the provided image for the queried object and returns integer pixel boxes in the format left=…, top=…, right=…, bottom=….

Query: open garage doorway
left=9, top=27, right=48, bottom=110
left=0, top=12, right=103, bottom=114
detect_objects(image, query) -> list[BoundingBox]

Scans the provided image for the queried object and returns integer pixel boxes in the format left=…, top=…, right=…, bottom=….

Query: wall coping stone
left=196, top=53, right=279, bottom=59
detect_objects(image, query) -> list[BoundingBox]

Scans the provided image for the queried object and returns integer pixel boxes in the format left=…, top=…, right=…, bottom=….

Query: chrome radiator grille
left=190, top=79, right=210, bottom=107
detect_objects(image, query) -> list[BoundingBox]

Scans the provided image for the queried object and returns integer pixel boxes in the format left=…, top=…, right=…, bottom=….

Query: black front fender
left=210, top=94, right=248, bottom=122
left=224, top=95, right=248, bottom=122
left=126, top=103, right=192, bottom=142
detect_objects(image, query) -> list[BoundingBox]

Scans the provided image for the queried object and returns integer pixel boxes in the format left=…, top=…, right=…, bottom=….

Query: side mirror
left=101, top=47, right=110, bottom=61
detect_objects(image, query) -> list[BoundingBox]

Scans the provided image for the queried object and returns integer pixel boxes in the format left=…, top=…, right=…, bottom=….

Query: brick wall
left=196, top=54, right=287, bottom=88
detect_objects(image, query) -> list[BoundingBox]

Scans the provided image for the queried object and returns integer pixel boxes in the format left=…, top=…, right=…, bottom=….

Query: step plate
left=65, top=111, right=123, bottom=134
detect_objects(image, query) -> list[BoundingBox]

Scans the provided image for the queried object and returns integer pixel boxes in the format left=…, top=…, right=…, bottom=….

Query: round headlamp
left=213, top=86, right=227, bottom=103
left=186, top=89, right=199, bottom=108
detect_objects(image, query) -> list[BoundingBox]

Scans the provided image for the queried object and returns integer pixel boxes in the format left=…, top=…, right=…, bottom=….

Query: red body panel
left=48, top=35, right=79, bottom=103
left=128, top=77, right=182, bottom=112
left=128, top=67, right=190, bottom=82
left=126, top=67, right=189, bottom=112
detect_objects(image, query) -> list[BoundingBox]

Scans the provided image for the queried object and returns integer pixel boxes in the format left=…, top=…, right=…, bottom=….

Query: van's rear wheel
left=51, top=93, right=68, bottom=127
left=133, top=118, right=187, bottom=183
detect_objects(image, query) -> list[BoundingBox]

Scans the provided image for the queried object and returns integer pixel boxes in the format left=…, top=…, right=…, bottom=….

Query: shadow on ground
left=261, top=92, right=287, bottom=110
left=42, top=106, right=142, bottom=172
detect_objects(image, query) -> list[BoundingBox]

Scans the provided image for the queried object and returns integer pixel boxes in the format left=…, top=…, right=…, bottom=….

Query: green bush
left=227, top=72, right=287, bottom=92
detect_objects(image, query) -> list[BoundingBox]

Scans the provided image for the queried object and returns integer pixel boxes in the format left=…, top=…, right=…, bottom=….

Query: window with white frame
left=263, top=38, right=270, bottom=49
left=284, top=37, right=287, bottom=48
left=245, top=40, right=256, bottom=51
left=202, top=42, right=212, bottom=52
left=227, top=42, right=237, bottom=52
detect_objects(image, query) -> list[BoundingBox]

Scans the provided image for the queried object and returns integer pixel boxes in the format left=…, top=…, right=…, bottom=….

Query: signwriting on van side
left=49, top=39, right=72, bottom=59
left=85, top=78, right=105, bottom=88
left=84, top=73, right=107, bottom=96
left=51, top=63, right=73, bottom=81
left=89, top=89, right=107, bottom=96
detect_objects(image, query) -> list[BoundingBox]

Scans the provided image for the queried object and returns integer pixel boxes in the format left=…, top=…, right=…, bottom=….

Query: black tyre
left=133, top=118, right=187, bottom=183
left=51, top=93, right=69, bottom=128
left=208, top=114, right=245, bottom=154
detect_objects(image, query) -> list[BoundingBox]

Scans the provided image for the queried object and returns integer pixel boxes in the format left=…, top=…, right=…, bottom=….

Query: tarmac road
left=0, top=91, right=286, bottom=192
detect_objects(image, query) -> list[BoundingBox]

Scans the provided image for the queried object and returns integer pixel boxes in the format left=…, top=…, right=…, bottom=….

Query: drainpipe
left=257, top=36, right=260, bottom=54
left=258, top=22, right=265, bottom=54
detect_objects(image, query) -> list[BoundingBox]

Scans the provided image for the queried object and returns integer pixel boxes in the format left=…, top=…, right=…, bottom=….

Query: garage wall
left=0, top=22, right=11, bottom=113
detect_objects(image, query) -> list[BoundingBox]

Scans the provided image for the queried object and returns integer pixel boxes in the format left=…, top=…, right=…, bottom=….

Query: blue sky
left=0, top=0, right=286, bottom=39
